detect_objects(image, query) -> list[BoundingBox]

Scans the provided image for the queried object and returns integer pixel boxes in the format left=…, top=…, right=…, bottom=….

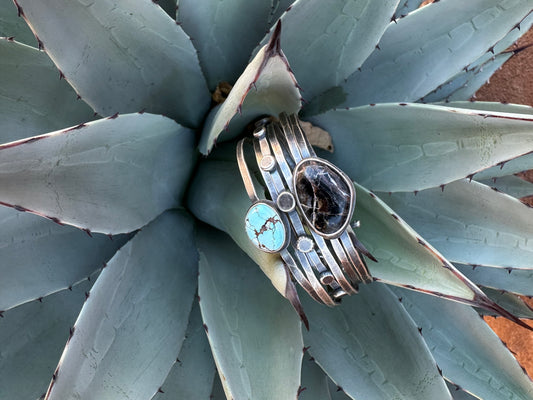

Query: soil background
left=474, top=27, right=533, bottom=377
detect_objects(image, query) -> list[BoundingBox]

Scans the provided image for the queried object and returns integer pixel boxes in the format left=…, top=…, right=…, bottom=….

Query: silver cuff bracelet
left=237, top=113, right=374, bottom=305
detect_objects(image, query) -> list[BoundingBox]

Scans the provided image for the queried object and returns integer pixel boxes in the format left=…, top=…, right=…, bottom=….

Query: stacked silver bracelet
left=237, top=113, right=373, bottom=305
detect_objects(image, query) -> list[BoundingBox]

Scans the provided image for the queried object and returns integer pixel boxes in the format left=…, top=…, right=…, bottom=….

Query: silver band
left=237, top=114, right=372, bottom=304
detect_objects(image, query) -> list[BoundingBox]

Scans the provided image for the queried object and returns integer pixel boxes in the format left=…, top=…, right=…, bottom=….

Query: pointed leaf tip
left=476, top=294, right=533, bottom=332
left=267, top=20, right=282, bottom=55
left=199, top=24, right=301, bottom=154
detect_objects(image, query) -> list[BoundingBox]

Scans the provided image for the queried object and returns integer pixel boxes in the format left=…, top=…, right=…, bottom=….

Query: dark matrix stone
left=294, top=160, right=352, bottom=236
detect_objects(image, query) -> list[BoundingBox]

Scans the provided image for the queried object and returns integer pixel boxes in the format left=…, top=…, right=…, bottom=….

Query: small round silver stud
left=351, top=220, right=361, bottom=229
left=253, top=126, right=267, bottom=139
left=260, top=155, right=276, bottom=171
left=296, top=236, right=314, bottom=253
left=333, top=288, right=347, bottom=299
left=319, top=271, right=334, bottom=285
left=276, top=191, right=296, bottom=213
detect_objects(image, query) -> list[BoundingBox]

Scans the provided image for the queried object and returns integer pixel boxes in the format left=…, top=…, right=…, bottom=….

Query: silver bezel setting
left=244, top=200, right=290, bottom=254
left=276, top=190, right=296, bottom=213
left=292, top=157, right=356, bottom=240
left=296, top=236, right=314, bottom=253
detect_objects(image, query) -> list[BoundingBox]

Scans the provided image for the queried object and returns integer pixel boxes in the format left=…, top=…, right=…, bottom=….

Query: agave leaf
left=449, top=102, right=533, bottom=180
left=0, top=39, right=95, bottom=141
left=0, top=207, right=128, bottom=311
left=477, top=175, right=533, bottom=198
left=197, top=225, right=303, bottom=400
left=0, top=3, right=36, bottom=46
left=45, top=211, right=198, bottom=400
left=210, top=374, right=226, bottom=400
left=177, top=0, right=274, bottom=90
left=302, top=283, right=451, bottom=400
left=393, top=287, right=533, bottom=400
left=394, top=0, right=425, bottom=19
left=468, top=10, right=533, bottom=70
left=153, top=300, right=216, bottom=400
left=421, top=53, right=512, bottom=103
left=0, top=113, right=195, bottom=234
left=199, top=22, right=301, bottom=154
left=187, top=159, right=302, bottom=316
left=353, top=182, right=529, bottom=328
left=336, top=0, right=533, bottom=108
left=435, top=101, right=533, bottom=115
left=480, top=288, right=533, bottom=319
left=14, top=0, right=209, bottom=127
left=309, top=103, right=533, bottom=192
left=474, top=153, right=533, bottom=180
left=328, top=381, right=351, bottom=400
left=257, top=0, right=399, bottom=103
left=456, top=264, right=533, bottom=297
left=446, top=382, right=479, bottom=400
left=0, top=276, right=94, bottom=400
left=378, top=180, right=533, bottom=269
left=299, top=355, right=332, bottom=400
left=422, top=10, right=533, bottom=103
left=269, top=0, right=294, bottom=24
left=155, top=0, right=177, bottom=18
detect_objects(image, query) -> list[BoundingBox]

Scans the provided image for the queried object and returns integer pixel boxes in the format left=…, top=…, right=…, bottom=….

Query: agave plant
left=2, top=0, right=533, bottom=399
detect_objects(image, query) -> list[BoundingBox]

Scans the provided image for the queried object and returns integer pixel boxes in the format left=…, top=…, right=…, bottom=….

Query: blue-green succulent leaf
left=422, top=11, right=533, bottom=103
left=309, top=103, right=533, bottom=192
left=269, top=0, right=294, bottom=24
left=299, top=355, right=332, bottom=400
left=477, top=175, right=533, bottom=198
left=199, top=22, right=301, bottom=154
left=177, top=0, right=274, bottom=91
left=353, top=182, right=527, bottom=324
left=0, top=207, right=128, bottom=311
left=188, top=160, right=299, bottom=311
left=328, top=381, right=352, bottom=400
left=153, top=300, right=216, bottom=400
left=156, top=0, right=177, bottom=18
left=0, top=3, right=36, bottom=46
left=197, top=225, right=303, bottom=400
left=475, top=153, right=533, bottom=180
left=469, top=10, right=533, bottom=70
left=481, top=288, right=533, bottom=319
left=260, top=0, right=400, bottom=103
left=450, top=103, right=533, bottom=180
left=446, top=382, right=480, bottom=400
left=337, top=0, right=533, bottom=108
left=456, top=264, right=533, bottom=297
left=14, top=0, right=209, bottom=127
left=421, top=53, right=512, bottom=103
left=0, top=276, right=94, bottom=400
left=0, top=113, right=195, bottom=234
left=393, top=287, right=533, bottom=400
left=210, top=374, right=226, bottom=400
left=302, top=283, right=451, bottom=400
left=378, top=180, right=533, bottom=269
left=0, top=38, right=94, bottom=141
left=394, top=0, right=425, bottom=19
left=434, top=101, right=533, bottom=115
left=45, top=211, right=198, bottom=400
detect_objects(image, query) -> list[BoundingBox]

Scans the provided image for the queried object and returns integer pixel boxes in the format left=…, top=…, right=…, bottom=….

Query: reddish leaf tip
left=267, top=20, right=282, bottom=56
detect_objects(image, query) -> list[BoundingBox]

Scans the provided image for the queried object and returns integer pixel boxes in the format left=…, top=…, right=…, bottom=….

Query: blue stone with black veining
left=245, top=203, right=286, bottom=252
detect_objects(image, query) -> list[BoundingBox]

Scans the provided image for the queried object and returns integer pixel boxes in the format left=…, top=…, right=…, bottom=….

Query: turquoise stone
left=245, top=202, right=286, bottom=253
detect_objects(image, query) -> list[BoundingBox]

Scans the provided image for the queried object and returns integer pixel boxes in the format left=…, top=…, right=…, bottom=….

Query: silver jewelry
left=237, top=113, right=373, bottom=305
